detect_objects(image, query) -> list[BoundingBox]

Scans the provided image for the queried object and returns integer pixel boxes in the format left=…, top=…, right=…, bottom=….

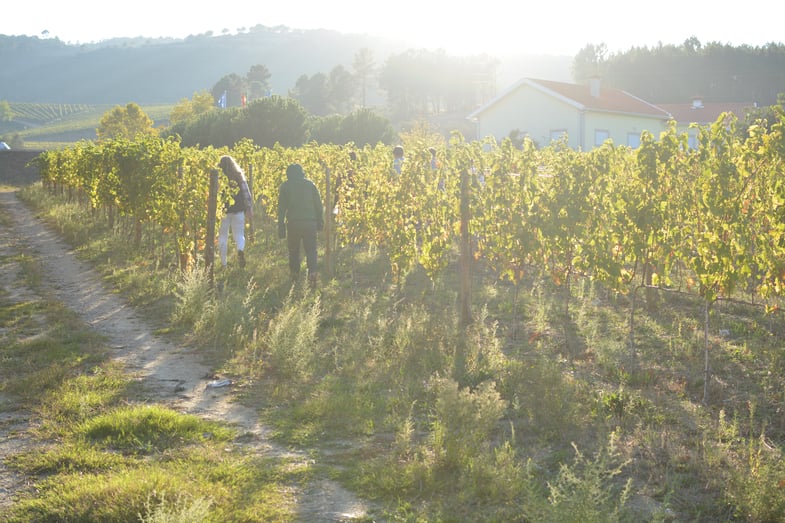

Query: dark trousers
left=286, top=220, right=318, bottom=276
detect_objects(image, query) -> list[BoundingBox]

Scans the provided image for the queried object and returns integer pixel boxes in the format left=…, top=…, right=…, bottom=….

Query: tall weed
left=188, top=276, right=260, bottom=362
left=531, top=435, right=633, bottom=523
left=430, top=376, right=507, bottom=471
left=264, top=289, right=322, bottom=381
left=138, top=492, right=212, bottom=523
left=171, top=265, right=212, bottom=327
left=455, top=305, right=507, bottom=388
left=500, top=355, right=580, bottom=439
left=716, top=406, right=785, bottom=522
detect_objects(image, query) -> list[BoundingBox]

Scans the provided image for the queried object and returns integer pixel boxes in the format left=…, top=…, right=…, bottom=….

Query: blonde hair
left=219, top=155, right=245, bottom=182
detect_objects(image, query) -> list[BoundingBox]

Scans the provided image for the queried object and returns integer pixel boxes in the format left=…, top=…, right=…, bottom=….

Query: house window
left=550, top=129, right=568, bottom=143
left=595, top=129, right=610, bottom=146
left=627, top=133, right=641, bottom=148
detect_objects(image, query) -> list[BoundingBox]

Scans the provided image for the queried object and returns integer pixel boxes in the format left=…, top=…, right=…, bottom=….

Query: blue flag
left=218, top=90, right=227, bottom=109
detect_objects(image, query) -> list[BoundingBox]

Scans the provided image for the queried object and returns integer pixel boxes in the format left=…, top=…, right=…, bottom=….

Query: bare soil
left=0, top=189, right=374, bottom=522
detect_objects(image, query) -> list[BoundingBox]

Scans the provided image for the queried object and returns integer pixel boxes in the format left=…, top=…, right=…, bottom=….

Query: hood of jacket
left=286, top=163, right=305, bottom=181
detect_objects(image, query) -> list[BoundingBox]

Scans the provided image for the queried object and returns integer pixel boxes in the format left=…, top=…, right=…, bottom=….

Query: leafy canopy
left=97, top=103, right=157, bottom=141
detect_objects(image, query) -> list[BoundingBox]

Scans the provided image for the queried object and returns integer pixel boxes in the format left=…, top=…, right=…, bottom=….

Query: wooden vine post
left=246, top=164, right=255, bottom=244
left=703, top=298, right=712, bottom=405
left=205, top=168, right=219, bottom=289
left=459, top=166, right=473, bottom=327
left=323, top=163, right=333, bottom=277
left=177, top=164, right=189, bottom=271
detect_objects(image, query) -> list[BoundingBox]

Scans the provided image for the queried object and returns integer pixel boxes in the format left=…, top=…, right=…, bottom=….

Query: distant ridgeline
left=0, top=29, right=412, bottom=104
left=1, top=32, right=781, bottom=108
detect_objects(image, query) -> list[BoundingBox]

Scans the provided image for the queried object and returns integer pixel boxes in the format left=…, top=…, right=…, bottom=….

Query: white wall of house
left=471, top=83, right=669, bottom=150
left=472, top=83, right=583, bottom=148
left=584, top=112, right=668, bottom=148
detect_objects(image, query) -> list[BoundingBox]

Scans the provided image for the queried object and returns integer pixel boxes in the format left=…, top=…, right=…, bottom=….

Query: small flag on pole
left=218, top=90, right=227, bottom=109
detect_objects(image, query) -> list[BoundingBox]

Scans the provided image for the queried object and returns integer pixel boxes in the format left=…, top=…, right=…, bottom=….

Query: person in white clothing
left=217, top=155, right=253, bottom=268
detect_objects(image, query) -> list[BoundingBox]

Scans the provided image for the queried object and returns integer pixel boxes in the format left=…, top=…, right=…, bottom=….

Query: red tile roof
left=532, top=78, right=671, bottom=118
left=469, top=78, right=756, bottom=128
left=656, top=100, right=756, bottom=124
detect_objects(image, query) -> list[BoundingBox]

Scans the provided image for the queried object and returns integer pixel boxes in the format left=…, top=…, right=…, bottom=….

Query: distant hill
left=0, top=28, right=572, bottom=105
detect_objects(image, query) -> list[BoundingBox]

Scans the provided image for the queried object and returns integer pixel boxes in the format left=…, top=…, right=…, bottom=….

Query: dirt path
left=0, top=189, right=373, bottom=522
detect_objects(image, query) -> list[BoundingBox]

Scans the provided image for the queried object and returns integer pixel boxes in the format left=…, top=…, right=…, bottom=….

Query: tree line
left=209, top=47, right=498, bottom=126
left=573, top=38, right=785, bottom=104
left=209, top=38, right=784, bottom=138
left=162, top=95, right=396, bottom=149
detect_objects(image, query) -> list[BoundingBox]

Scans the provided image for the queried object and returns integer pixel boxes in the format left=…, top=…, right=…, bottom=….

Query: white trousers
left=218, top=211, right=245, bottom=266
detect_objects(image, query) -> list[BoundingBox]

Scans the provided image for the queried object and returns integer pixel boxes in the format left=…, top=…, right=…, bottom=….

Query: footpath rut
left=0, top=189, right=373, bottom=522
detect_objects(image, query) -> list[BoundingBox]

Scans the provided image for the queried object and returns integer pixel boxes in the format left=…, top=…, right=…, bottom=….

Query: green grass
left=0, top=233, right=109, bottom=402
left=7, top=453, right=299, bottom=523
left=9, top=182, right=785, bottom=522
left=81, top=405, right=235, bottom=454
left=0, top=192, right=323, bottom=522
left=6, top=366, right=300, bottom=522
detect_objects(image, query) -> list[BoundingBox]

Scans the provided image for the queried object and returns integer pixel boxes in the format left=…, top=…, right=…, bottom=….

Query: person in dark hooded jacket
left=278, top=163, right=324, bottom=285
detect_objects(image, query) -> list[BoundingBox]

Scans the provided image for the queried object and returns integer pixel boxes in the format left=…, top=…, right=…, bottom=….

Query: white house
left=466, top=77, right=672, bottom=150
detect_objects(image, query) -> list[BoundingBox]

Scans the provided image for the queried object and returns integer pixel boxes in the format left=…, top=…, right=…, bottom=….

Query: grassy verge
left=12, top=182, right=785, bottom=522
left=0, top=192, right=311, bottom=522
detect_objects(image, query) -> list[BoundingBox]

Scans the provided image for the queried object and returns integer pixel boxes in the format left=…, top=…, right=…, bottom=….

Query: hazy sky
left=3, top=1, right=784, bottom=56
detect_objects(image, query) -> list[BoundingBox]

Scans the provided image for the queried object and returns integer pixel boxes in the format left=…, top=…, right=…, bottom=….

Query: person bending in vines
left=217, top=155, right=253, bottom=268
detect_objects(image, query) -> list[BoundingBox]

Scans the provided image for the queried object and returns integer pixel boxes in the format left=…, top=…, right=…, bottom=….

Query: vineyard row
left=30, top=110, right=785, bottom=309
